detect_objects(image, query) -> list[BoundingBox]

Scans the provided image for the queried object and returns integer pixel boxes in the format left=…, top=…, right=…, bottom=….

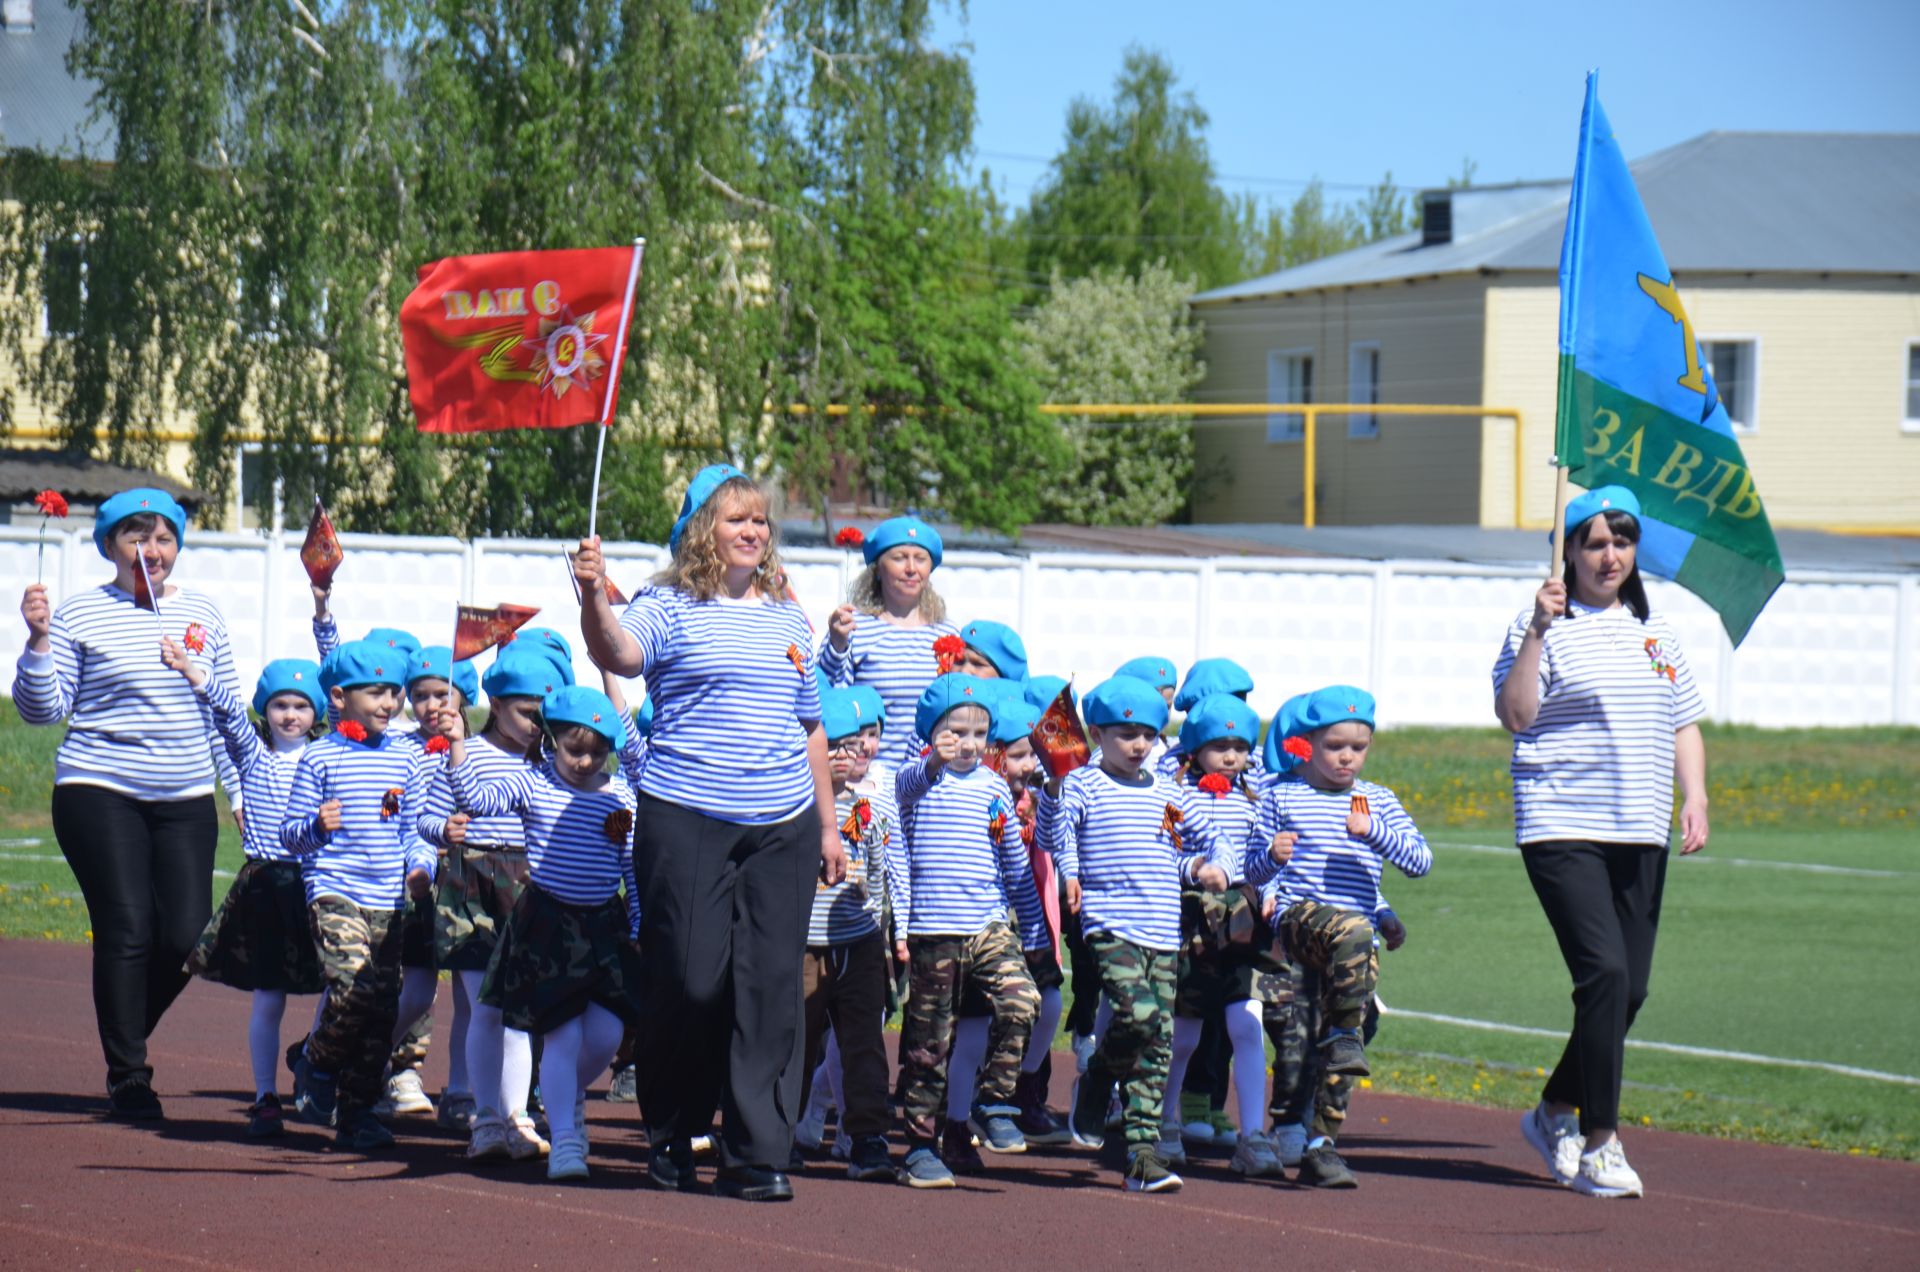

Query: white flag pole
left=587, top=237, right=646, bottom=545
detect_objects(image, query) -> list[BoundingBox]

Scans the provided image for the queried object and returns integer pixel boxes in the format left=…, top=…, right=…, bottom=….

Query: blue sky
left=936, top=0, right=1920, bottom=205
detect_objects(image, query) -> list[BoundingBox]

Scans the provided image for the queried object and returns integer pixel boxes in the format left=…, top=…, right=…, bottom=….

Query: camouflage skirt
left=185, top=859, right=324, bottom=994
left=436, top=846, right=531, bottom=972
left=480, top=882, right=641, bottom=1035
left=1174, top=887, right=1285, bottom=1017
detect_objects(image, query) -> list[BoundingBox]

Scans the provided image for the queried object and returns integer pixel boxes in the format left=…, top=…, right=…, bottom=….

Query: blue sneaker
left=901, top=1146, right=955, bottom=1189
left=293, top=1056, right=337, bottom=1128
left=968, top=1102, right=1027, bottom=1154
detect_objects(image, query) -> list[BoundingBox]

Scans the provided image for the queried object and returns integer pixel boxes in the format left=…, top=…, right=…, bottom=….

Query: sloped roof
left=0, top=448, right=207, bottom=507
left=1193, top=132, right=1920, bottom=305
left=0, top=1, right=112, bottom=161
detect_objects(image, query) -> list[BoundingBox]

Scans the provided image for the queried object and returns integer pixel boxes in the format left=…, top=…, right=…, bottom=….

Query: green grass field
left=2, top=707, right=1915, bottom=1158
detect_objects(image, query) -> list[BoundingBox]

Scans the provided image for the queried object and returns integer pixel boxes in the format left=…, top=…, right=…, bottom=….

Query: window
left=41, top=240, right=85, bottom=337
left=1265, top=349, right=1312, bottom=443
left=1347, top=342, right=1380, bottom=438
left=234, top=443, right=284, bottom=531
left=1702, top=338, right=1758, bottom=432
left=1906, top=344, right=1920, bottom=433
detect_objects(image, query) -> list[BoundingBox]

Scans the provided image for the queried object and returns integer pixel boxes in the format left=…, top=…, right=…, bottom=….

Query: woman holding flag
left=576, top=465, right=846, bottom=1202
left=12, top=488, right=242, bottom=1120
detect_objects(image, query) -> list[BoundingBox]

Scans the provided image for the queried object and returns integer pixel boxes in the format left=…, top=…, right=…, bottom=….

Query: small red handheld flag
left=301, top=498, right=344, bottom=589
left=1032, top=682, right=1091, bottom=779
left=452, top=603, right=541, bottom=662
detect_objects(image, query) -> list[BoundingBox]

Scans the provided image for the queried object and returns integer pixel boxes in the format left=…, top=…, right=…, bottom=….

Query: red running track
left=2, top=939, right=1916, bottom=1271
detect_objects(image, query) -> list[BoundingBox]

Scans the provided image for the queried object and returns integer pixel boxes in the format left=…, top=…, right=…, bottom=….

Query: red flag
left=399, top=246, right=643, bottom=434
left=301, top=499, right=344, bottom=589
left=1033, top=683, right=1091, bottom=779
left=452, top=603, right=540, bottom=662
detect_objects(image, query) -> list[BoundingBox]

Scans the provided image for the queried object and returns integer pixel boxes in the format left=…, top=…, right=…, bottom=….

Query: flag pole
left=587, top=236, right=646, bottom=545
left=1549, top=468, right=1571, bottom=577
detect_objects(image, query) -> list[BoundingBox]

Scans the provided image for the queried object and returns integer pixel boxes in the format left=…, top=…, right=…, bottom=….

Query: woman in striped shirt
left=577, top=464, right=844, bottom=1203
left=1494, top=485, right=1709, bottom=1201
left=13, top=488, right=240, bottom=1120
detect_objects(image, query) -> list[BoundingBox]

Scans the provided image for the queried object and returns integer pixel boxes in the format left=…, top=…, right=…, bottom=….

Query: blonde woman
left=576, top=464, right=845, bottom=1203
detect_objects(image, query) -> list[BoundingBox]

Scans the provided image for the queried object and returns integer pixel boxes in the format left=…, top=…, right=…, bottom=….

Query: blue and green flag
left=1556, top=72, right=1783, bottom=645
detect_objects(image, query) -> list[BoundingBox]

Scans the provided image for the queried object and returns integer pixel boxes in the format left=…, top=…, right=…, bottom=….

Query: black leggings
left=1522, top=840, right=1668, bottom=1137
left=52, top=786, right=218, bottom=1087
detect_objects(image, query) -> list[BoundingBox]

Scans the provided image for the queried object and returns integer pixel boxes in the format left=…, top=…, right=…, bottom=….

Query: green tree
left=1017, top=262, right=1204, bottom=525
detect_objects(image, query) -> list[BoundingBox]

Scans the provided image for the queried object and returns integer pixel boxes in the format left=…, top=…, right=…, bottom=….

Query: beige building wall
left=1485, top=275, right=1920, bottom=531
left=1191, top=276, right=1489, bottom=525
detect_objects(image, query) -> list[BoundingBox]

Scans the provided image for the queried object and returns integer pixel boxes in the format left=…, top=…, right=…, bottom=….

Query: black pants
left=1522, top=840, right=1668, bottom=1136
left=800, top=935, right=890, bottom=1139
left=1061, top=893, right=1102, bottom=1037
left=635, top=795, right=818, bottom=1169
left=51, top=786, right=218, bottom=1088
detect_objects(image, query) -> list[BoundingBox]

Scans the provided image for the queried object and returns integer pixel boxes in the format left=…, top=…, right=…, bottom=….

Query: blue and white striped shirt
left=620, top=587, right=821, bottom=824
left=199, top=673, right=306, bottom=863
left=447, top=755, right=641, bottom=936
left=313, top=616, right=419, bottom=735
left=13, top=584, right=243, bottom=802
left=418, top=734, right=530, bottom=853
left=1180, top=771, right=1263, bottom=886
left=809, top=787, right=891, bottom=946
left=894, top=758, right=1047, bottom=947
left=1038, top=766, right=1233, bottom=952
left=1243, top=778, right=1431, bottom=914
left=1492, top=603, right=1706, bottom=846
left=818, top=613, right=958, bottom=767
left=281, top=730, right=435, bottom=907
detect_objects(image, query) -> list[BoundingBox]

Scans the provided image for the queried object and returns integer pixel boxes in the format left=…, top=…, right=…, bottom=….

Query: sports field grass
left=2, top=707, right=1915, bottom=1158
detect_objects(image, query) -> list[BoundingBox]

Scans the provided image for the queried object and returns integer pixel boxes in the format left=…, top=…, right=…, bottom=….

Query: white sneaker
left=1180, top=1118, right=1216, bottom=1147
left=1071, top=1033, right=1097, bottom=1076
left=1521, top=1104, right=1584, bottom=1186
left=386, top=1069, right=436, bottom=1118
left=1271, top=1123, right=1307, bottom=1167
left=795, top=1100, right=829, bottom=1151
left=506, top=1113, right=549, bottom=1160
left=1155, top=1122, right=1187, bottom=1167
left=1571, top=1137, right=1644, bottom=1198
left=547, top=1131, right=589, bottom=1181
left=1230, top=1129, right=1284, bottom=1178
left=466, top=1113, right=512, bottom=1163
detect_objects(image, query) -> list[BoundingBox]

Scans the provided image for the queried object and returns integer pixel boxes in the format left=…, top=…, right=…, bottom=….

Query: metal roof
left=1193, top=132, right=1920, bottom=304
left=0, top=0, right=111, bottom=161
left=0, top=448, right=207, bottom=507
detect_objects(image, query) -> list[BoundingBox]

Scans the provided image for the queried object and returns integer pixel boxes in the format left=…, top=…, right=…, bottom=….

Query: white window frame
left=1904, top=341, right=1920, bottom=435
left=1700, top=334, right=1761, bottom=434
left=234, top=442, right=285, bottom=532
left=1347, top=341, right=1380, bottom=439
left=1265, top=347, right=1313, bottom=443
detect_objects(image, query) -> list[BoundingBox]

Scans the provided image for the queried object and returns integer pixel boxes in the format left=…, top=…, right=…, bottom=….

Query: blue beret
left=93, top=488, right=188, bottom=559
left=958, top=619, right=1028, bottom=682
left=253, top=658, right=324, bottom=716
left=633, top=696, right=655, bottom=739
left=1298, top=685, right=1376, bottom=733
left=405, top=646, right=479, bottom=706
left=1083, top=676, right=1170, bottom=732
left=848, top=684, right=887, bottom=728
left=513, top=627, right=576, bottom=687
left=990, top=695, right=1044, bottom=747
left=864, top=516, right=944, bottom=569
left=670, top=463, right=747, bottom=553
left=1024, top=675, right=1075, bottom=711
left=1559, top=484, right=1642, bottom=543
left=361, top=627, right=422, bottom=658
left=914, top=673, right=997, bottom=741
left=1174, top=658, right=1254, bottom=712
left=1115, top=656, right=1180, bottom=690
left=542, top=685, right=626, bottom=751
left=1178, top=693, right=1260, bottom=754
left=482, top=646, right=568, bottom=702
left=820, top=687, right=864, bottom=743
left=1263, top=692, right=1313, bottom=773
left=320, top=640, right=407, bottom=692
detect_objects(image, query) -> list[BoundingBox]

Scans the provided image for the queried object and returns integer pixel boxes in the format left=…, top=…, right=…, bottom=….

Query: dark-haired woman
left=1493, top=485, right=1709, bottom=1200
left=13, top=488, right=240, bottom=1119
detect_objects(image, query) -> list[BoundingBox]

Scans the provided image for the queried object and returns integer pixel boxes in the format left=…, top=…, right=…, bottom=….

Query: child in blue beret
left=1115, top=656, right=1180, bottom=707
left=1157, top=658, right=1262, bottom=790
left=955, top=619, right=1028, bottom=681
left=1242, top=686, right=1426, bottom=1189
left=1037, top=676, right=1234, bottom=1194
left=441, top=686, right=642, bottom=1182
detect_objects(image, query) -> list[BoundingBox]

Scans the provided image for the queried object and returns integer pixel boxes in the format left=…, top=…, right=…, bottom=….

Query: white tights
left=808, top=1029, right=845, bottom=1116
left=389, top=968, right=473, bottom=1093
left=458, top=970, right=533, bottom=1118
left=1022, top=987, right=1063, bottom=1075
left=539, top=1003, right=625, bottom=1138
left=249, top=990, right=287, bottom=1099
left=946, top=1017, right=991, bottom=1121
left=1162, top=1001, right=1269, bottom=1134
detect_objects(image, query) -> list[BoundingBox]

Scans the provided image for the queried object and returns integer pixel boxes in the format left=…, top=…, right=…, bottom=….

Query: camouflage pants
left=1084, top=933, right=1178, bottom=1151
left=306, top=896, right=405, bottom=1115
left=1274, top=901, right=1380, bottom=1141
left=389, top=1010, right=432, bottom=1075
left=899, top=922, right=1040, bottom=1146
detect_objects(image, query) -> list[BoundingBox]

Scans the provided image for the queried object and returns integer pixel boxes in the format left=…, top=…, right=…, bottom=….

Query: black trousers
left=800, top=935, right=891, bottom=1139
left=1522, top=840, right=1668, bottom=1136
left=52, top=785, right=218, bottom=1088
left=635, top=795, right=818, bottom=1169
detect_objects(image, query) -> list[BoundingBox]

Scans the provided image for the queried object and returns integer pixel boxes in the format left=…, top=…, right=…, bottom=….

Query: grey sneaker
left=1521, top=1104, right=1585, bottom=1186
left=1319, top=1032, right=1370, bottom=1077
left=1155, top=1122, right=1187, bottom=1167
left=1570, top=1137, right=1644, bottom=1199
left=1272, top=1122, right=1307, bottom=1167
left=604, top=1066, right=637, bottom=1103
left=1299, top=1142, right=1358, bottom=1188
left=901, top=1146, right=955, bottom=1189
left=435, top=1091, right=477, bottom=1131
left=968, top=1102, right=1027, bottom=1154
left=1231, top=1129, right=1285, bottom=1178
left=1124, top=1148, right=1183, bottom=1193
left=336, top=1108, right=396, bottom=1152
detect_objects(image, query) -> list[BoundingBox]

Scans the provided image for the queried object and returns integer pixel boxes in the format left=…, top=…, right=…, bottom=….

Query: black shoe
left=647, top=1140, right=700, bottom=1192
left=246, top=1093, right=287, bottom=1139
left=1319, top=1032, right=1370, bottom=1078
left=940, top=1119, right=985, bottom=1175
left=713, top=1165, right=794, bottom=1202
left=847, top=1135, right=894, bottom=1183
left=285, top=1038, right=307, bottom=1079
left=788, top=1144, right=808, bottom=1172
left=336, top=1107, right=396, bottom=1152
left=1298, top=1142, right=1358, bottom=1189
left=107, top=1078, right=164, bottom=1121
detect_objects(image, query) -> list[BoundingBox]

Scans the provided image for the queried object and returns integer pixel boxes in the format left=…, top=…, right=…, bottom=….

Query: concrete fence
left=3, top=525, right=1914, bottom=729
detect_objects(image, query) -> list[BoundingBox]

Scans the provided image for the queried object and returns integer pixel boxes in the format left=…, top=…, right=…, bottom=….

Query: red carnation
left=337, top=720, right=368, bottom=743
left=605, top=808, right=634, bottom=843
left=855, top=799, right=873, bottom=827
left=380, top=788, right=402, bottom=819
left=932, top=634, right=966, bottom=674
left=1197, top=772, right=1232, bottom=798
left=1282, top=736, right=1313, bottom=764
left=181, top=623, right=208, bottom=654
left=834, top=526, right=865, bottom=548
left=424, top=735, right=450, bottom=754
left=34, top=489, right=68, bottom=519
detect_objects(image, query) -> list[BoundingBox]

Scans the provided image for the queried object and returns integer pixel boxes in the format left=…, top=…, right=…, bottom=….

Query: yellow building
left=1189, top=132, right=1920, bottom=532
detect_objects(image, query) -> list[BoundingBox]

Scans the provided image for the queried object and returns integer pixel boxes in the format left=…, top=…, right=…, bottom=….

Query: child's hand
left=232, top=808, right=246, bottom=836
left=1065, top=878, right=1082, bottom=914
left=445, top=812, right=470, bottom=846
left=894, top=939, right=910, bottom=966
left=573, top=536, right=605, bottom=600
left=159, top=635, right=208, bottom=686
left=1529, top=578, right=1567, bottom=637
left=1194, top=863, right=1229, bottom=892
left=929, top=730, right=959, bottom=771
left=1379, top=911, right=1407, bottom=952
left=1269, top=831, right=1297, bottom=865
left=1347, top=805, right=1372, bottom=839
left=315, top=799, right=343, bottom=834
left=20, top=584, right=51, bottom=650
left=406, top=868, right=432, bottom=903
left=311, top=580, right=331, bottom=619
left=1261, top=893, right=1277, bottom=922
left=828, top=604, right=857, bottom=652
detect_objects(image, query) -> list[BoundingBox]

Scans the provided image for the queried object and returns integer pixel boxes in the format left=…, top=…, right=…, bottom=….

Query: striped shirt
left=1038, top=766, right=1234, bottom=951
left=894, top=758, right=1047, bottom=947
left=418, top=734, right=530, bottom=853
left=620, top=587, right=821, bottom=824
left=1243, top=778, right=1431, bottom=914
left=448, top=755, right=641, bottom=936
left=281, top=730, right=436, bottom=907
left=13, top=584, right=243, bottom=802
left=1180, top=771, right=1264, bottom=886
left=199, top=673, right=307, bottom=863
left=818, top=613, right=958, bottom=768
left=1492, top=602, right=1706, bottom=846
left=809, top=787, right=891, bottom=946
